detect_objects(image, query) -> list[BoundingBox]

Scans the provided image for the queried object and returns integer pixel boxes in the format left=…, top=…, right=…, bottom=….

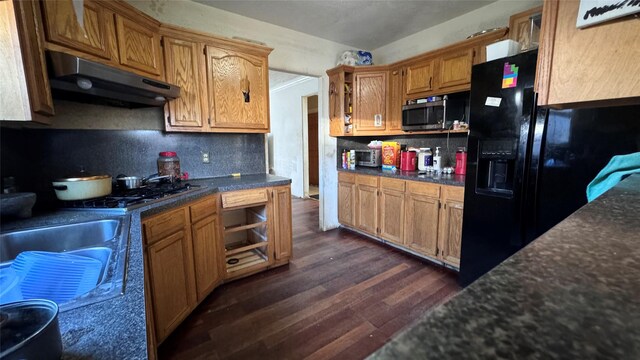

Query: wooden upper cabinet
left=354, top=71, right=386, bottom=132
left=163, top=37, right=207, bottom=131
left=387, top=67, right=403, bottom=132
left=328, top=71, right=346, bottom=136
left=115, top=14, right=162, bottom=76
left=437, top=48, right=474, bottom=90
left=4, top=0, right=54, bottom=122
left=508, top=6, right=542, bottom=52
left=405, top=59, right=434, bottom=96
left=41, top=0, right=112, bottom=60
left=536, top=0, right=640, bottom=108
left=206, top=45, right=269, bottom=131
left=206, top=46, right=269, bottom=131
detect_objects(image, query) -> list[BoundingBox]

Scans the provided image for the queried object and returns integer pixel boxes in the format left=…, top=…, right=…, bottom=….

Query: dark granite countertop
left=369, top=174, right=640, bottom=359
left=338, top=167, right=465, bottom=187
left=0, top=173, right=290, bottom=359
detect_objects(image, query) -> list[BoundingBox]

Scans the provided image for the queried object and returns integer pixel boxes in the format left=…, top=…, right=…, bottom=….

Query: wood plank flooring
left=158, top=198, right=460, bottom=360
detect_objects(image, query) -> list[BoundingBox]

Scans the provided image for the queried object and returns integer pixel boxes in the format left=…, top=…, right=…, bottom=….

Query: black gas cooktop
left=61, top=182, right=201, bottom=211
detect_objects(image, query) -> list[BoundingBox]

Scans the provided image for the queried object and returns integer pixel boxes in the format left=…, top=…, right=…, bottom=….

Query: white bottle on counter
left=433, top=147, right=442, bottom=172
left=349, top=150, right=356, bottom=170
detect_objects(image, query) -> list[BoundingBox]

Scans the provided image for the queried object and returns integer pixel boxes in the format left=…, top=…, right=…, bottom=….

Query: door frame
left=302, top=93, right=319, bottom=199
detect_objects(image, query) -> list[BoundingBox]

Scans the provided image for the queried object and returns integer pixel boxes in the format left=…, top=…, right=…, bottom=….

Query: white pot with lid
left=52, top=174, right=112, bottom=201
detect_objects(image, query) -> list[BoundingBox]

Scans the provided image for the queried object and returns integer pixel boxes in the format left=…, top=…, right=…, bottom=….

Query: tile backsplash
left=337, top=133, right=468, bottom=168
left=1, top=128, right=265, bottom=209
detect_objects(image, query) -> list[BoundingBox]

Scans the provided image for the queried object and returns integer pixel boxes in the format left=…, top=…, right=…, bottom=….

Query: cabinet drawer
left=380, top=177, right=405, bottom=192
left=189, top=195, right=217, bottom=223
left=144, top=207, right=188, bottom=245
left=406, top=181, right=440, bottom=198
left=221, top=188, right=268, bottom=209
left=338, top=172, right=356, bottom=184
left=356, top=175, right=378, bottom=187
left=443, top=185, right=464, bottom=202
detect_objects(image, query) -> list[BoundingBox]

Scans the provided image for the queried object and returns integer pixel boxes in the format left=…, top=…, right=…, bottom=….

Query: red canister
left=455, top=147, right=467, bottom=175
left=400, top=151, right=417, bottom=171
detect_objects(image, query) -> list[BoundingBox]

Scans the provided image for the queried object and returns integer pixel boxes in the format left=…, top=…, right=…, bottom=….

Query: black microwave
left=402, top=98, right=447, bottom=131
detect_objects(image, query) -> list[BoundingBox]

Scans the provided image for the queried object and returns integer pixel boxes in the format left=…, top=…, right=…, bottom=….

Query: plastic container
left=486, top=39, right=520, bottom=61
left=11, top=251, right=102, bottom=303
left=400, top=151, right=417, bottom=171
left=455, top=147, right=468, bottom=175
left=157, top=151, right=181, bottom=181
left=433, top=147, right=442, bottom=172
left=0, top=268, right=23, bottom=305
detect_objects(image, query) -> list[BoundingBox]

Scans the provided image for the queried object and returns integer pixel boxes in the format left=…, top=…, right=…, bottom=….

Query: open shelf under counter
left=225, top=248, right=268, bottom=274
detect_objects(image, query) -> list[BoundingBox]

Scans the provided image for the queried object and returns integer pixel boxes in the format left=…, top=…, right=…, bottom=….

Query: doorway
left=306, top=95, right=319, bottom=200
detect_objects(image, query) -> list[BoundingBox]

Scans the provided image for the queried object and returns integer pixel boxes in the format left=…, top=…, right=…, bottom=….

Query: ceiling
left=193, top=0, right=496, bottom=49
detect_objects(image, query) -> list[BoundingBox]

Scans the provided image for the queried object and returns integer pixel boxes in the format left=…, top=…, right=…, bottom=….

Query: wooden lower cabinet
left=143, top=186, right=292, bottom=355
left=404, top=193, right=440, bottom=257
left=355, top=175, right=379, bottom=235
left=378, top=178, right=405, bottom=244
left=438, top=186, right=464, bottom=267
left=271, top=186, right=293, bottom=261
left=191, top=216, right=222, bottom=301
left=338, top=173, right=356, bottom=226
left=338, top=172, right=464, bottom=269
left=146, top=228, right=196, bottom=342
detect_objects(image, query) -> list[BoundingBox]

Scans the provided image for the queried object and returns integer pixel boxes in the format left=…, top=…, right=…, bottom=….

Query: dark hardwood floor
left=159, top=198, right=460, bottom=360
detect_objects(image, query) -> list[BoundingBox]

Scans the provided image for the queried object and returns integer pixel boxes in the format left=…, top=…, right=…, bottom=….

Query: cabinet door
left=206, top=45, right=269, bottom=131
left=42, top=0, right=112, bottom=59
left=536, top=0, right=640, bottom=108
left=147, top=230, right=196, bottom=342
left=191, top=216, right=221, bottom=302
left=355, top=183, right=378, bottom=235
left=387, top=67, right=403, bottom=132
left=272, top=186, right=293, bottom=260
left=439, top=199, right=464, bottom=267
left=404, top=194, right=440, bottom=257
left=338, top=181, right=356, bottom=227
left=354, top=71, right=386, bottom=132
left=115, top=14, right=162, bottom=76
left=437, top=48, right=474, bottom=90
left=508, top=6, right=542, bottom=52
left=328, top=71, right=346, bottom=136
left=405, top=59, right=434, bottom=96
left=379, top=188, right=405, bottom=244
left=12, top=0, right=54, bottom=119
left=163, top=37, right=207, bottom=131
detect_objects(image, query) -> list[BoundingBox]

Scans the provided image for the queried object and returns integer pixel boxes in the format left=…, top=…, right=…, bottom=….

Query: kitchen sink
left=0, top=216, right=131, bottom=311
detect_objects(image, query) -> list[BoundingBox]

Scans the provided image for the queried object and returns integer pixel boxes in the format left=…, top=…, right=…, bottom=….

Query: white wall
left=372, top=0, right=542, bottom=64
left=269, top=77, right=319, bottom=198
left=127, top=0, right=347, bottom=230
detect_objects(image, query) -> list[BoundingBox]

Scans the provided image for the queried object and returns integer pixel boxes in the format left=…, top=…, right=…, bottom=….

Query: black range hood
left=47, top=51, right=180, bottom=108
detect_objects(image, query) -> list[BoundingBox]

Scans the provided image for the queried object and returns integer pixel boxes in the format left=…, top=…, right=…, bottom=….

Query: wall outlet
left=374, top=114, right=382, bottom=127
left=202, top=152, right=210, bottom=164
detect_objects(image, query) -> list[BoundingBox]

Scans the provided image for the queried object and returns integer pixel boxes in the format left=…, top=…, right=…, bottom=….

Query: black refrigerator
left=459, top=50, right=640, bottom=286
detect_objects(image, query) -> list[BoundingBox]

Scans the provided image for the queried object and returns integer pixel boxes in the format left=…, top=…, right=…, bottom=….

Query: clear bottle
left=433, top=147, right=442, bottom=172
